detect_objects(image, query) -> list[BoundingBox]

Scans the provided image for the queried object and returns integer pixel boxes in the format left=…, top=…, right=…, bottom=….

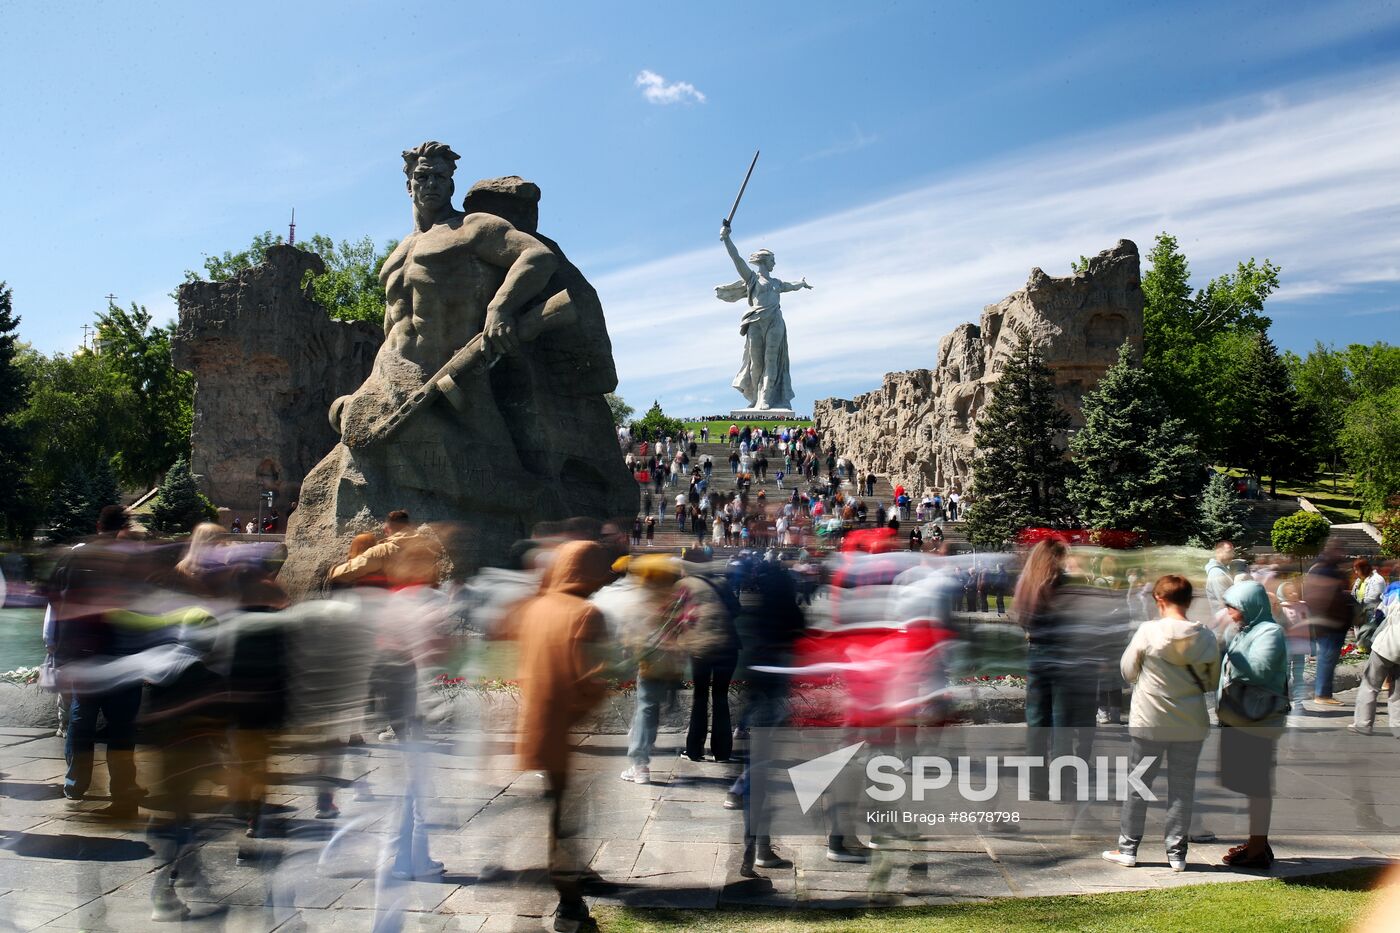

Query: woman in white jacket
left=1103, top=574, right=1220, bottom=872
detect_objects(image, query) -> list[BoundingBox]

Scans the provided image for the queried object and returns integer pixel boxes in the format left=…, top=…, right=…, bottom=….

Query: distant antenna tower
left=288, top=208, right=296, bottom=246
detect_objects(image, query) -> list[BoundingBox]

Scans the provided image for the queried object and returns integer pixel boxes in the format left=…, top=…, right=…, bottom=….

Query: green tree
left=95, top=302, right=194, bottom=488
left=185, top=230, right=395, bottom=324
left=300, top=234, right=398, bottom=324
left=47, top=465, right=97, bottom=544
left=629, top=401, right=685, bottom=443
left=0, top=281, right=36, bottom=537
left=148, top=457, right=216, bottom=534
left=1189, top=471, right=1251, bottom=548
left=12, top=346, right=135, bottom=515
left=1140, top=233, right=1280, bottom=461
left=963, top=329, right=1072, bottom=549
left=89, top=458, right=121, bottom=515
left=1227, top=331, right=1317, bottom=494
left=1066, top=342, right=1203, bottom=543
left=1374, top=507, right=1400, bottom=558
left=1270, top=511, right=1332, bottom=566
left=1287, top=341, right=1400, bottom=492
left=1341, top=384, right=1400, bottom=518
left=605, top=393, right=635, bottom=428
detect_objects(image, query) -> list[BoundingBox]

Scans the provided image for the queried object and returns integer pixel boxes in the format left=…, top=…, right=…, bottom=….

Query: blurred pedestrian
left=512, top=541, right=615, bottom=933
left=1217, top=581, right=1290, bottom=868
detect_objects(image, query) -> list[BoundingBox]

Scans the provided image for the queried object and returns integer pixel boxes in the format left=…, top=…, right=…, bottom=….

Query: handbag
left=38, top=654, right=58, bottom=691
left=1217, top=677, right=1289, bottom=724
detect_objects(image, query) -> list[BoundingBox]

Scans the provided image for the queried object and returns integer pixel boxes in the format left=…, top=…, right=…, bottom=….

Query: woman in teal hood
left=1217, top=579, right=1289, bottom=869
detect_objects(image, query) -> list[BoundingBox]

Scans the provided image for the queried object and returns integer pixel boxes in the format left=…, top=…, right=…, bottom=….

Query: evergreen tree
left=628, top=401, right=685, bottom=443
left=963, top=329, right=1072, bottom=549
left=1188, top=471, right=1250, bottom=547
left=1228, top=331, right=1315, bottom=494
left=89, top=458, right=122, bottom=514
left=47, top=464, right=97, bottom=543
left=0, top=281, right=34, bottom=537
left=149, top=458, right=214, bottom=534
left=1066, top=343, right=1204, bottom=543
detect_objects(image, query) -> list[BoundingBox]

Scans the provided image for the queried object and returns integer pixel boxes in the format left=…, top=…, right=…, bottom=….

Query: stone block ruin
left=813, top=239, right=1144, bottom=496
left=171, top=245, right=384, bottom=516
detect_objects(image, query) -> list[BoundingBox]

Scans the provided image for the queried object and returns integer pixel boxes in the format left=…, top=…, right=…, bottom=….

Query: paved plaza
left=0, top=683, right=1395, bottom=932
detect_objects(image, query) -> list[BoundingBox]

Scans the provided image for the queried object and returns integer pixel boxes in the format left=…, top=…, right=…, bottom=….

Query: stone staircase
left=624, top=441, right=972, bottom=553
left=1235, top=497, right=1380, bottom=557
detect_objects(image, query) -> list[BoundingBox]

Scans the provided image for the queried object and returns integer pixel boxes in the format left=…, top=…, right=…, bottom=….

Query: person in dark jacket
left=728, top=555, right=805, bottom=877
left=49, top=506, right=149, bottom=817
left=681, top=569, right=741, bottom=762
left=1015, top=541, right=1116, bottom=800
left=1303, top=550, right=1354, bottom=706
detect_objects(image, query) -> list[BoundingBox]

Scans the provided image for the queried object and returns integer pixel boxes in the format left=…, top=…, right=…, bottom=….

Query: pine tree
left=47, top=464, right=97, bottom=543
left=963, top=329, right=1072, bottom=549
left=1228, top=331, right=1315, bottom=494
left=1189, top=471, right=1250, bottom=547
left=1066, top=343, right=1203, bottom=544
left=149, top=458, right=212, bottom=534
left=89, top=458, right=121, bottom=514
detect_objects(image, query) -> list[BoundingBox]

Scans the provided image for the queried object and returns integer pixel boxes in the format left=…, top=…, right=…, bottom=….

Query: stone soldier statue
left=715, top=221, right=811, bottom=412
left=281, top=142, right=633, bottom=593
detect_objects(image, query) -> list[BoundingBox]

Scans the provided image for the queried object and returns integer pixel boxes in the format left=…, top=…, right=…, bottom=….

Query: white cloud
left=599, top=67, right=1400, bottom=416
left=803, top=124, right=879, bottom=161
left=634, top=69, right=706, bottom=105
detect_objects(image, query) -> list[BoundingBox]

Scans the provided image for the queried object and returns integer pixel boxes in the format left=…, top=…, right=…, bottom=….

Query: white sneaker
left=619, top=766, right=649, bottom=785
left=1169, top=858, right=1187, bottom=872
left=1101, top=850, right=1137, bottom=867
left=378, top=726, right=396, bottom=742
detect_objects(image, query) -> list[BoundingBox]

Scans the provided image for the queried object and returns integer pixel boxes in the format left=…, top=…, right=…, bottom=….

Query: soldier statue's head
left=402, top=141, right=461, bottom=215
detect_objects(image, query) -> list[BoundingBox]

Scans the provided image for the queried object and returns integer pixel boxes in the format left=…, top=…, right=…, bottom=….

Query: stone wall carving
left=172, top=245, right=383, bottom=514
left=813, top=240, right=1144, bottom=496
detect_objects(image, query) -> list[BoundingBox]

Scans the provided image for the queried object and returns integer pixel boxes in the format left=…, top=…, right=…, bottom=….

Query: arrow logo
left=788, top=741, right=865, bottom=814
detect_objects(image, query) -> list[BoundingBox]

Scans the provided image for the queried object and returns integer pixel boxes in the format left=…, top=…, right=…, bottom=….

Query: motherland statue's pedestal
left=730, top=406, right=797, bottom=420
left=280, top=145, right=634, bottom=595
left=814, top=240, right=1144, bottom=496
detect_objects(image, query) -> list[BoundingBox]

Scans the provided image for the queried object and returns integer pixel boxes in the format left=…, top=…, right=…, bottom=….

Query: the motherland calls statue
left=280, top=142, right=634, bottom=594
left=715, top=221, right=811, bottom=413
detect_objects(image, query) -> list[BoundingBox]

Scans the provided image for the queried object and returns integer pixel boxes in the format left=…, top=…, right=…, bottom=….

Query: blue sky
left=2, top=1, right=1398, bottom=416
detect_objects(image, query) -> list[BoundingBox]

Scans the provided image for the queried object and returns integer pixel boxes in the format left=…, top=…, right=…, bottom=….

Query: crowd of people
left=30, top=499, right=1398, bottom=928
left=620, top=423, right=971, bottom=554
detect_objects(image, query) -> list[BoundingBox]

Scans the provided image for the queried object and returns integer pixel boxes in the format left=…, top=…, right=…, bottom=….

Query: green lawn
left=683, top=419, right=814, bottom=435
left=1267, top=473, right=1363, bottom=523
left=1226, top=469, right=1363, bottom=523
left=598, top=867, right=1386, bottom=932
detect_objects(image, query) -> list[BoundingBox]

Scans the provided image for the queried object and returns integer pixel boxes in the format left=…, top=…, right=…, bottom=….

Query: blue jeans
left=1313, top=629, right=1347, bottom=698
left=65, top=683, right=143, bottom=802
left=627, top=678, right=669, bottom=767
left=1289, top=653, right=1308, bottom=706
left=1024, top=664, right=1096, bottom=798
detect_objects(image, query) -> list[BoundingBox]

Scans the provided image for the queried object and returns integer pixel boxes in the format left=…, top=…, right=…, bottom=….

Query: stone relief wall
left=813, top=240, right=1144, bottom=496
left=172, top=245, right=384, bottom=514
